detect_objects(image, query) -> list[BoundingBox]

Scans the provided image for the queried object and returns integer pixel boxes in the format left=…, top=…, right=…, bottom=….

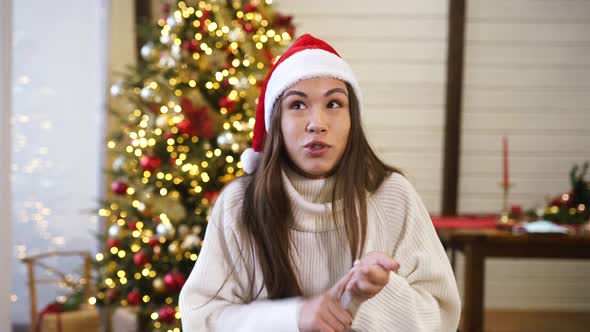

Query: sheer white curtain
left=11, top=0, right=109, bottom=324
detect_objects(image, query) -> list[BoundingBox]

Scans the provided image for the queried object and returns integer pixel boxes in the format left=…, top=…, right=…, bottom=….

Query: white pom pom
left=240, top=148, right=261, bottom=174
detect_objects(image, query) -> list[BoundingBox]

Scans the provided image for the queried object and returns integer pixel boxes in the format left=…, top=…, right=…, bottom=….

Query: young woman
left=180, top=34, right=461, bottom=332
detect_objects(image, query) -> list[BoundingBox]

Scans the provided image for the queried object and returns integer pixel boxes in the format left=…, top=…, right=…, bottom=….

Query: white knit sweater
left=179, top=169, right=461, bottom=331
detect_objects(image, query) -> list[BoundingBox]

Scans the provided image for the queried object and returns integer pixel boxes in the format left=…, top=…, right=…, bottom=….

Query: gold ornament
left=168, top=241, right=179, bottom=254
left=153, top=277, right=166, bottom=293
left=178, top=224, right=190, bottom=239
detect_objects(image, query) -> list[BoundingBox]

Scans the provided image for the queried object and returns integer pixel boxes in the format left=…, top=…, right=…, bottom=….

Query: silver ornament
left=166, top=14, right=184, bottom=30
left=140, top=42, right=159, bottom=62
left=109, top=81, right=124, bottom=97
left=156, top=222, right=175, bottom=239
left=216, top=131, right=235, bottom=150
left=159, top=53, right=177, bottom=69
left=112, top=156, right=126, bottom=172
left=140, top=86, right=156, bottom=102
left=108, top=224, right=121, bottom=238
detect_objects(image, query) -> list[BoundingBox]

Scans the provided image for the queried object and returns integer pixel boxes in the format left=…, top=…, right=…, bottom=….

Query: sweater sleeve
left=349, top=175, right=461, bottom=332
left=179, top=182, right=303, bottom=332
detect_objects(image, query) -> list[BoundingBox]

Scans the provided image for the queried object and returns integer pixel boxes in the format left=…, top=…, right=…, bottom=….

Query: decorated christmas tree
left=94, top=1, right=294, bottom=329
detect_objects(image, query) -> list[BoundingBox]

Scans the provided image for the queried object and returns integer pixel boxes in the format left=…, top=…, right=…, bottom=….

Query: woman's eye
left=290, top=101, right=306, bottom=110
left=327, top=100, right=341, bottom=109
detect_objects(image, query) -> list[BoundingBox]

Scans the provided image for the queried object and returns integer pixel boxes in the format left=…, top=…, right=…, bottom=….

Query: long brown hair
left=241, top=83, right=400, bottom=299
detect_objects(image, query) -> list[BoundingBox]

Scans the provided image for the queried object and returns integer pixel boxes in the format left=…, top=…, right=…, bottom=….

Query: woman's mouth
left=304, top=141, right=330, bottom=156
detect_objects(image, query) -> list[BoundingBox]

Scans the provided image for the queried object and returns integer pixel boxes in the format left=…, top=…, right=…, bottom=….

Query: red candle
left=503, top=135, right=509, bottom=189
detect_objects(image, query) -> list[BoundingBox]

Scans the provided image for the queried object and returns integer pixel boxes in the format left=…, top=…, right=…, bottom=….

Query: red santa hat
left=240, top=33, right=362, bottom=174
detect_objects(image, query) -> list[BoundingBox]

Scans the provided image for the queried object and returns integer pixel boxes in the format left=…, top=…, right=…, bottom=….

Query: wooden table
left=437, top=228, right=590, bottom=332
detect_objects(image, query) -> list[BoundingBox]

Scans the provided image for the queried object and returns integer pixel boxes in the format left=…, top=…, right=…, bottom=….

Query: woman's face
left=279, top=77, right=351, bottom=178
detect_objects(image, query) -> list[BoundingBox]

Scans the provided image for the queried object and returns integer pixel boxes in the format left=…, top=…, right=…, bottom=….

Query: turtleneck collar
left=281, top=167, right=345, bottom=232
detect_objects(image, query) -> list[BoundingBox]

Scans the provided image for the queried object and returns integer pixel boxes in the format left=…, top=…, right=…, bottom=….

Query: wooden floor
left=463, top=310, right=590, bottom=332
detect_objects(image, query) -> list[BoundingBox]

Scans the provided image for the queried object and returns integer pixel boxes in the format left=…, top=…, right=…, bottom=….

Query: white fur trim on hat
left=240, top=147, right=261, bottom=174
left=264, top=48, right=363, bottom=131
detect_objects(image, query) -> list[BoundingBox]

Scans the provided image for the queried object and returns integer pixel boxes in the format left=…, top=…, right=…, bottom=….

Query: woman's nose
left=306, top=109, right=328, bottom=133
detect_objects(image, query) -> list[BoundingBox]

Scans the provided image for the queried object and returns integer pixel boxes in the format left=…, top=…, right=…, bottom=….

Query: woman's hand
left=298, top=269, right=354, bottom=332
left=345, top=252, right=400, bottom=304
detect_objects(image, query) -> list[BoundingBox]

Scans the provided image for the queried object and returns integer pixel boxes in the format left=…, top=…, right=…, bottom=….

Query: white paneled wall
left=459, top=0, right=590, bottom=310
left=460, top=0, right=590, bottom=213
left=274, top=0, right=449, bottom=213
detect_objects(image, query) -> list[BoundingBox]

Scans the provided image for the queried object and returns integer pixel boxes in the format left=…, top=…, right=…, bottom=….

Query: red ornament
left=148, top=104, right=160, bottom=113
left=218, top=96, right=235, bottom=113
left=133, top=251, right=150, bottom=266
left=262, top=49, right=275, bottom=64
left=111, top=181, right=129, bottom=195
left=164, top=132, right=174, bottom=140
left=182, top=39, right=199, bottom=53
left=243, top=2, right=257, bottom=13
left=106, top=238, right=120, bottom=249
left=127, top=290, right=141, bottom=306
left=128, top=221, right=138, bottom=230
left=158, top=306, right=176, bottom=324
left=274, top=14, right=293, bottom=27
left=140, top=155, right=162, bottom=172
left=161, top=4, right=170, bottom=14
left=148, top=236, right=160, bottom=247
left=169, top=157, right=177, bottom=166
left=163, top=271, right=186, bottom=293
left=177, top=98, right=215, bottom=138
left=203, top=191, right=220, bottom=203
left=243, top=23, right=254, bottom=33
left=198, top=10, right=211, bottom=33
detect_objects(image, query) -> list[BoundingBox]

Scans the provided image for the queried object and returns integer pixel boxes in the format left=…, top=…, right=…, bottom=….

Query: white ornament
left=156, top=115, right=169, bottom=128
left=108, top=224, right=121, bottom=238
left=216, top=131, right=235, bottom=149
left=109, top=82, right=123, bottom=97
left=140, top=42, right=159, bottom=61
left=156, top=223, right=175, bottom=239
left=171, top=43, right=182, bottom=59
left=181, top=234, right=201, bottom=250
left=228, top=28, right=244, bottom=42
left=160, top=35, right=171, bottom=45
left=236, top=77, right=249, bottom=90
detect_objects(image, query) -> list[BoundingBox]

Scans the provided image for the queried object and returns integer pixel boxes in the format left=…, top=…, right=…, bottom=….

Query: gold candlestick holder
left=498, top=181, right=513, bottom=225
